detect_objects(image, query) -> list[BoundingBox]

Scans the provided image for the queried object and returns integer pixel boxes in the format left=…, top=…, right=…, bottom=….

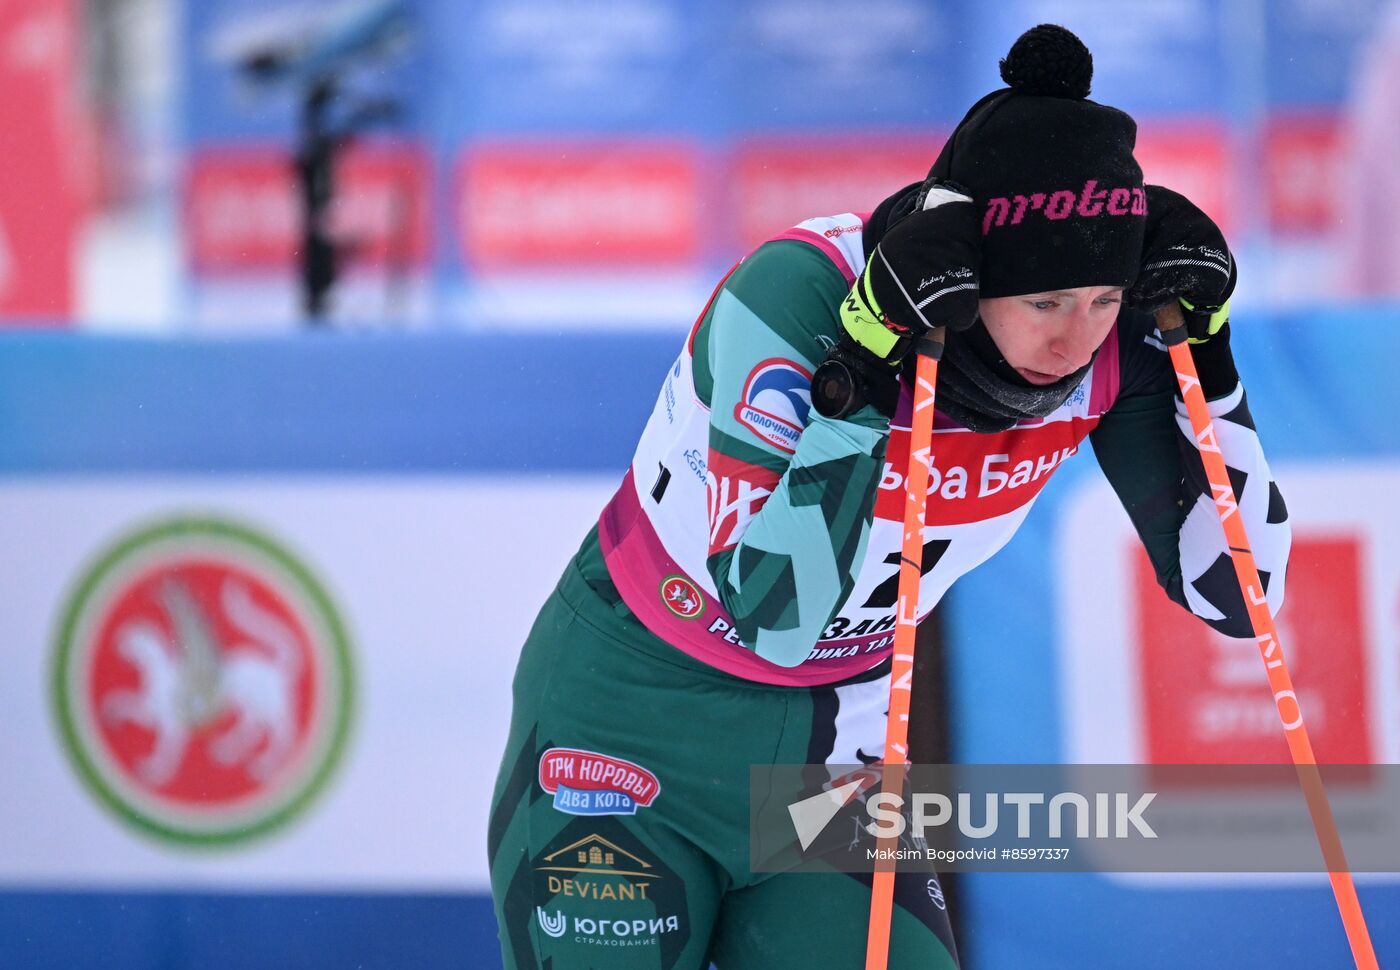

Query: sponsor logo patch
left=681, top=448, right=707, bottom=483
left=706, top=451, right=781, bottom=555
left=537, top=907, right=568, bottom=938
left=659, top=574, right=704, bottom=620
left=734, top=358, right=812, bottom=453
left=539, top=748, right=662, bottom=816
left=534, top=908, right=683, bottom=947
left=536, top=832, right=659, bottom=902
left=530, top=824, right=689, bottom=951
left=875, top=423, right=1091, bottom=527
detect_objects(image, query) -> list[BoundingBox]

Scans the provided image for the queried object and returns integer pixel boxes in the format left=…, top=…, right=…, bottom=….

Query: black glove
left=1128, top=184, right=1236, bottom=344
left=813, top=184, right=981, bottom=421
left=840, top=183, right=982, bottom=361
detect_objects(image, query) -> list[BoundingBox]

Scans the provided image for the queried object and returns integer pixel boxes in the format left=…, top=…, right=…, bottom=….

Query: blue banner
left=430, top=0, right=717, bottom=139
left=182, top=0, right=426, bottom=145
left=1264, top=0, right=1388, bottom=106
left=960, top=0, right=1228, bottom=117
left=717, top=0, right=963, bottom=131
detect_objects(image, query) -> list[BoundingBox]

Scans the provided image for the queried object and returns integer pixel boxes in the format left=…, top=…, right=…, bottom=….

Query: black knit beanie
left=926, top=24, right=1146, bottom=297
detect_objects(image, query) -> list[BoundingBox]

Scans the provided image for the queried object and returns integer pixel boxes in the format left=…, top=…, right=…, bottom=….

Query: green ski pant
left=487, top=552, right=959, bottom=970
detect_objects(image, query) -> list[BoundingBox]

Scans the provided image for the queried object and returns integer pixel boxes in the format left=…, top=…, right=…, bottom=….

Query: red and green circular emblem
left=659, top=574, right=704, bottom=619
left=51, top=517, right=354, bottom=847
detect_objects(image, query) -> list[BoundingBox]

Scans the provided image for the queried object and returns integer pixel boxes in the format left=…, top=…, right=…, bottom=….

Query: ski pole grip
left=1154, top=302, right=1189, bottom=346
left=916, top=326, right=947, bottom=361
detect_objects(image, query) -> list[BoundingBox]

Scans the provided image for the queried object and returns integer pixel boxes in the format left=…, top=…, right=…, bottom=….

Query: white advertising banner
left=1058, top=462, right=1400, bottom=767
left=1056, top=462, right=1400, bottom=888
left=0, top=476, right=617, bottom=892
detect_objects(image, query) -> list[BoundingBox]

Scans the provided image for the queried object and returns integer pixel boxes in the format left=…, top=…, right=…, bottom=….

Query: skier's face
left=977, top=285, right=1124, bottom=385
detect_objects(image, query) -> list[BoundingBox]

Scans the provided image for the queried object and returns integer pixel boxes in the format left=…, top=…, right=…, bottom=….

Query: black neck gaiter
left=933, top=323, right=1092, bottom=433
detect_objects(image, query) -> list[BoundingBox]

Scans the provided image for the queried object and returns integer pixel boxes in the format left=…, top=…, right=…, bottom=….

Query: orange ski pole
left=1156, top=303, right=1378, bottom=970
left=865, top=329, right=944, bottom=970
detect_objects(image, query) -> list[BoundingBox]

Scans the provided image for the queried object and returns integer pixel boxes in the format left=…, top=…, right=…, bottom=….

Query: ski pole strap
left=1155, top=301, right=1189, bottom=345
left=915, top=329, right=945, bottom=360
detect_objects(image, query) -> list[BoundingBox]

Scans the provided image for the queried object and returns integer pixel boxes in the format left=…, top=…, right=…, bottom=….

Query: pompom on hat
left=925, top=24, right=1146, bottom=297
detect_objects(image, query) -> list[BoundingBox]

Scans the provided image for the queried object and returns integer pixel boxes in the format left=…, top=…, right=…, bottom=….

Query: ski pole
left=865, top=329, right=945, bottom=970
left=1155, top=303, right=1378, bottom=970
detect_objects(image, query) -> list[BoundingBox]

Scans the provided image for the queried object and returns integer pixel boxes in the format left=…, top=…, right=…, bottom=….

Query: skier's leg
left=703, top=663, right=958, bottom=969
left=487, top=579, right=723, bottom=970
left=707, top=868, right=958, bottom=970
left=491, top=782, right=721, bottom=970
left=487, top=544, right=806, bottom=970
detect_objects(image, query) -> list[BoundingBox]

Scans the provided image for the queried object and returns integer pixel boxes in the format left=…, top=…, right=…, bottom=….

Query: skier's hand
left=1128, top=185, right=1236, bottom=344
left=840, top=183, right=981, bottom=362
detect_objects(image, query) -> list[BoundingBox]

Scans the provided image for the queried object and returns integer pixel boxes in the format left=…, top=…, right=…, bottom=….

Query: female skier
left=488, top=24, right=1290, bottom=970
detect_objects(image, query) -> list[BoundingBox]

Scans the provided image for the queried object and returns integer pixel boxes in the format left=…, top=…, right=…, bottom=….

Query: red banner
left=1263, top=113, right=1344, bottom=235
left=457, top=142, right=699, bottom=269
left=1134, top=122, right=1232, bottom=235
left=0, top=0, right=80, bottom=321
left=730, top=137, right=936, bottom=252
left=185, top=143, right=431, bottom=272
left=1133, top=535, right=1373, bottom=764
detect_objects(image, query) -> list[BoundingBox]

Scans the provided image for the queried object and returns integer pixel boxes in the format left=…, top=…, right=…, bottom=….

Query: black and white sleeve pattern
left=1090, top=309, right=1292, bottom=639
left=1168, top=381, right=1291, bottom=636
